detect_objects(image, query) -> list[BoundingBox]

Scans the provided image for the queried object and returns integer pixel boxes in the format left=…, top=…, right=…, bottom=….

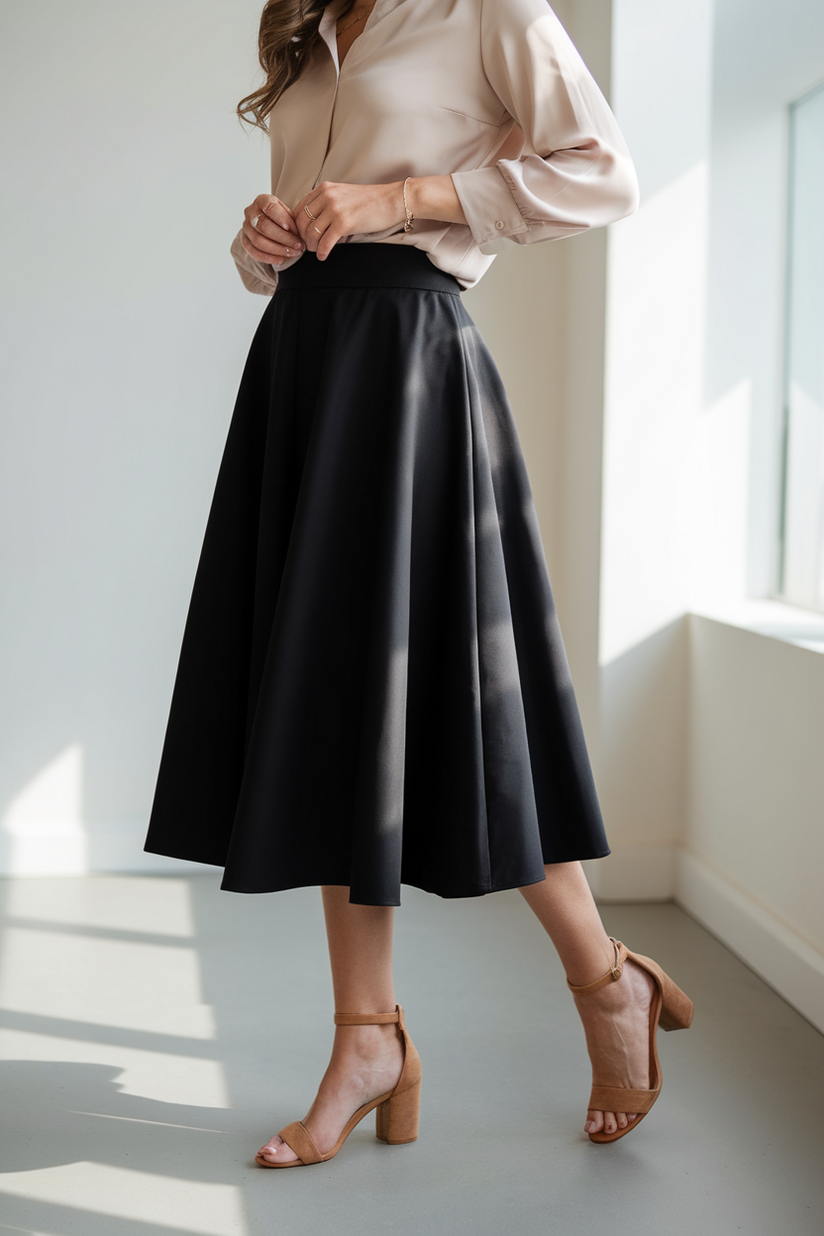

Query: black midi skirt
left=145, top=243, right=609, bottom=904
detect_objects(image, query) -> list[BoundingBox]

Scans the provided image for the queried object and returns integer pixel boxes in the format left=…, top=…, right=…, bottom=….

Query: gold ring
left=304, top=205, right=317, bottom=221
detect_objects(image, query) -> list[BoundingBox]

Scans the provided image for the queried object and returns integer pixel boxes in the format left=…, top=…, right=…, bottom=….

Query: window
left=779, top=82, right=824, bottom=611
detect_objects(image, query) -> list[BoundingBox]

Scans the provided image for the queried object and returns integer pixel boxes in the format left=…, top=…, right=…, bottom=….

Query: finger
left=241, top=224, right=282, bottom=259
left=294, top=191, right=322, bottom=217
left=316, top=225, right=343, bottom=262
left=260, top=195, right=298, bottom=231
left=246, top=195, right=296, bottom=234
left=295, top=196, right=325, bottom=241
left=241, top=232, right=287, bottom=266
left=242, top=219, right=304, bottom=259
left=248, top=213, right=303, bottom=249
left=295, top=210, right=321, bottom=246
left=269, top=193, right=297, bottom=220
left=242, top=221, right=279, bottom=253
left=253, top=191, right=295, bottom=219
left=301, top=212, right=328, bottom=253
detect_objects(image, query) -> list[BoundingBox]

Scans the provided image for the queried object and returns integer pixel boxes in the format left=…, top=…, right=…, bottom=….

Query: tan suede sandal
left=254, top=1004, right=422, bottom=1168
left=567, top=937, right=694, bottom=1144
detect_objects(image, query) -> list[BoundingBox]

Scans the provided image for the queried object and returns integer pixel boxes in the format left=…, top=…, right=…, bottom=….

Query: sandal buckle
left=608, top=938, right=623, bottom=982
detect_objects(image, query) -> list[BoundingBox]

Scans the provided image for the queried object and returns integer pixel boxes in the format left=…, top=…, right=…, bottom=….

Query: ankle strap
left=566, top=939, right=627, bottom=994
left=334, top=1006, right=400, bottom=1026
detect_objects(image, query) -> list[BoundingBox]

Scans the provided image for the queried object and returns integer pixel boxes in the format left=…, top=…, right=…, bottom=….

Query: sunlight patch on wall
left=783, top=380, right=824, bottom=609
left=688, top=377, right=753, bottom=611
left=3, top=745, right=87, bottom=875
left=600, top=159, right=710, bottom=666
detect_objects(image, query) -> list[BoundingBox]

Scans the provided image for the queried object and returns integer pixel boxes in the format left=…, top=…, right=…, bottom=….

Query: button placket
left=312, top=2, right=377, bottom=190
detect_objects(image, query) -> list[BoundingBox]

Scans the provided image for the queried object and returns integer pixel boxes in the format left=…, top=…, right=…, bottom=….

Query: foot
left=572, top=958, right=655, bottom=1137
left=257, top=1022, right=404, bottom=1165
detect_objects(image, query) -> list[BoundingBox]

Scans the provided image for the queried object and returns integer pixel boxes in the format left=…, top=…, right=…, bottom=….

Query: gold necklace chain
left=336, top=5, right=373, bottom=37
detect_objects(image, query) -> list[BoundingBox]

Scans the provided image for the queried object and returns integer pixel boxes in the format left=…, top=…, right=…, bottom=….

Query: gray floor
left=0, top=875, right=822, bottom=1236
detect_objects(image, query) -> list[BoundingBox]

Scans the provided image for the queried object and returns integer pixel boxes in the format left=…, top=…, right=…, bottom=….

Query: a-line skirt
left=144, top=242, right=609, bottom=905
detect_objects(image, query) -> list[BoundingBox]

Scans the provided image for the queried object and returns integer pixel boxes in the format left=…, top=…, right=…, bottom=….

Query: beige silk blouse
left=231, top=0, right=639, bottom=294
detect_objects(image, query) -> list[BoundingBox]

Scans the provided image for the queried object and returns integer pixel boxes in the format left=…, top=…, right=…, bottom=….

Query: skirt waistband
left=276, top=243, right=462, bottom=294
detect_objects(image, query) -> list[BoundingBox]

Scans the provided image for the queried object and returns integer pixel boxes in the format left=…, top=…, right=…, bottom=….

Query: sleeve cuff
left=451, top=166, right=530, bottom=247
left=230, top=229, right=280, bottom=296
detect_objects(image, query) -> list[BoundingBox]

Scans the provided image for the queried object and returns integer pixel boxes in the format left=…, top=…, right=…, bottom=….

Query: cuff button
left=495, top=220, right=505, bottom=230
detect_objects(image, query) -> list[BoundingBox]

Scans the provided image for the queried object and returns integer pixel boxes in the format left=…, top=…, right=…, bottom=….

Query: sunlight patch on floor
left=0, top=1164, right=247, bottom=1235
left=5, top=875, right=197, bottom=937
left=0, top=927, right=216, bottom=1039
left=0, top=1028, right=230, bottom=1108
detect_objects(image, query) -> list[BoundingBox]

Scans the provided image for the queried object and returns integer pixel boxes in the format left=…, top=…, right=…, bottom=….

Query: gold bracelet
left=402, top=177, right=414, bottom=233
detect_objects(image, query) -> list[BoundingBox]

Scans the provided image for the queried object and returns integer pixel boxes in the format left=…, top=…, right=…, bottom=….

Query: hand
left=294, top=181, right=406, bottom=260
left=241, top=194, right=305, bottom=266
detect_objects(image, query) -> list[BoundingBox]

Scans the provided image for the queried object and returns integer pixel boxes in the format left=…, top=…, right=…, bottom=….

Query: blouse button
left=495, top=220, right=505, bottom=230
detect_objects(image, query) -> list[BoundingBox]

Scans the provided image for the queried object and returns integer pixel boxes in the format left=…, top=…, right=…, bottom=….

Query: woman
left=145, top=0, right=693, bottom=1164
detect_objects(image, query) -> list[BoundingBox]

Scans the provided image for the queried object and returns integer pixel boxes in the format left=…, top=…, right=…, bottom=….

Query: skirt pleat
left=145, top=244, right=609, bottom=904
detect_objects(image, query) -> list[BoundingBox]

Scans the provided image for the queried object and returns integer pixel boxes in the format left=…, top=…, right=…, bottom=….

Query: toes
left=258, top=1135, right=298, bottom=1164
left=587, top=1111, right=637, bottom=1136
left=587, top=1109, right=622, bottom=1137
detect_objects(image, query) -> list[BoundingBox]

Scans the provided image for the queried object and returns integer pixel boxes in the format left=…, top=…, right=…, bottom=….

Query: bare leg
left=257, top=886, right=404, bottom=1164
left=519, top=862, right=654, bottom=1137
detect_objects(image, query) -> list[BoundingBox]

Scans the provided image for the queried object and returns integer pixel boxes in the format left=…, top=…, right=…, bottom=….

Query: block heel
left=255, top=1004, right=421, bottom=1168
left=658, top=973, right=695, bottom=1031
left=376, top=1074, right=422, bottom=1144
left=567, top=938, right=694, bottom=1144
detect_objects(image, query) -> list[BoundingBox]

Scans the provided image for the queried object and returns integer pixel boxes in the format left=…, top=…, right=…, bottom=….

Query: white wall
left=676, top=0, right=824, bottom=1032
left=588, top=0, right=715, bottom=901
left=1, top=1, right=267, bottom=873
left=682, top=616, right=824, bottom=1031
left=592, top=0, right=824, bottom=1032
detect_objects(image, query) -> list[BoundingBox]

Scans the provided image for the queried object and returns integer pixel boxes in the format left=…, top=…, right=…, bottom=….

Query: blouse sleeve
left=230, top=229, right=280, bottom=296
left=451, top=0, right=639, bottom=247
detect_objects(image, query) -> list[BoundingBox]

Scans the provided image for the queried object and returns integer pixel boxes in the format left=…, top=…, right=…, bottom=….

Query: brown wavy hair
left=237, top=0, right=358, bottom=130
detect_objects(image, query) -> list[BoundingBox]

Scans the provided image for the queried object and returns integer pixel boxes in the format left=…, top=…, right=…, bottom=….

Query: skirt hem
left=142, top=843, right=611, bottom=904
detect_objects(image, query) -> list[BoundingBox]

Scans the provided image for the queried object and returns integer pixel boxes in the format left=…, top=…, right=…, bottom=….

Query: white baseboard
left=676, top=848, right=824, bottom=1034
left=0, top=822, right=212, bottom=878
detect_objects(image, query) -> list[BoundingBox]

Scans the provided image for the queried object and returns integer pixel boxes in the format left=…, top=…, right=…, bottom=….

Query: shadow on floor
left=0, top=877, right=823, bottom=1235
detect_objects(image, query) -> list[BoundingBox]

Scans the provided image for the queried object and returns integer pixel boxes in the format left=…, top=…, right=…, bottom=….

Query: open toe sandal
left=567, top=938, right=693, bottom=1144
left=255, top=1004, right=421, bottom=1167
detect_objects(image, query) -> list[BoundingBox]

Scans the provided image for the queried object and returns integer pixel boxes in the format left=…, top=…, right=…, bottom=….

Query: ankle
left=564, top=937, right=619, bottom=989
left=333, top=1022, right=400, bottom=1060
left=573, top=958, right=651, bottom=1017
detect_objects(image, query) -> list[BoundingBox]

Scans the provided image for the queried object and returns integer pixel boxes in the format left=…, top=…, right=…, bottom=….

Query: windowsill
left=690, top=597, right=824, bottom=653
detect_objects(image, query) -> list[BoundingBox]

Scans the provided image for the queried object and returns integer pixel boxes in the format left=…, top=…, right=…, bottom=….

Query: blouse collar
left=318, top=0, right=409, bottom=71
